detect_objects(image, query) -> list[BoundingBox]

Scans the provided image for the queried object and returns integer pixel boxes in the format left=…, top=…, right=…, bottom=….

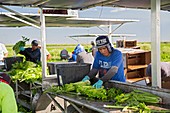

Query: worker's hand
left=19, top=47, right=25, bottom=51
left=92, top=80, right=103, bottom=89
left=82, top=75, right=90, bottom=82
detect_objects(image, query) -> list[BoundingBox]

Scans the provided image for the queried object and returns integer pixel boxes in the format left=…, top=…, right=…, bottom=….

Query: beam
left=5, top=14, right=40, bottom=29
left=40, top=7, right=47, bottom=89
left=80, top=0, right=119, bottom=10
left=33, top=0, right=50, bottom=6
left=151, top=0, right=161, bottom=88
left=0, top=5, right=39, bottom=24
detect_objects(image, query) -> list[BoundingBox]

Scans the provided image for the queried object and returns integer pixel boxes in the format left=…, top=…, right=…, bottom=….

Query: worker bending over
left=82, top=36, right=126, bottom=88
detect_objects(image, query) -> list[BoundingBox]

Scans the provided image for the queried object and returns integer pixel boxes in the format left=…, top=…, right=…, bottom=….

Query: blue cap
left=74, top=44, right=85, bottom=55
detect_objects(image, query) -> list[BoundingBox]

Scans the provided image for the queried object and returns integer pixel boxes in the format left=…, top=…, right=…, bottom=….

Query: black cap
left=0, top=72, right=11, bottom=84
left=31, top=40, right=38, bottom=46
left=96, top=36, right=110, bottom=48
left=95, top=35, right=113, bottom=52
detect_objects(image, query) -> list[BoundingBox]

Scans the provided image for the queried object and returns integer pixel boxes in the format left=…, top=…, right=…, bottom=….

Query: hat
left=96, top=36, right=113, bottom=52
left=0, top=72, right=11, bottom=84
left=31, top=40, right=38, bottom=46
left=74, top=44, right=85, bottom=55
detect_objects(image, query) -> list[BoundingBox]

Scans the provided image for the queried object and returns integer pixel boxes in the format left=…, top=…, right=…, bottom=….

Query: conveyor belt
left=47, top=93, right=121, bottom=113
left=46, top=80, right=170, bottom=112
left=47, top=92, right=170, bottom=113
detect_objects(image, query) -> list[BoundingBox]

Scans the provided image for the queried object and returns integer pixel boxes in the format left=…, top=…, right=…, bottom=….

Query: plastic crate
left=47, top=62, right=74, bottom=75
left=48, top=62, right=91, bottom=85
left=47, top=62, right=91, bottom=85
left=4, top=56, right=23, bottom=71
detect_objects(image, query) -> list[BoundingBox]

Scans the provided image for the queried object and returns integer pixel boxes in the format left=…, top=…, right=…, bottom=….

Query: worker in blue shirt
left=82, top=36, right=126, bottom=88
left=19, top=40, right=41, bottom=63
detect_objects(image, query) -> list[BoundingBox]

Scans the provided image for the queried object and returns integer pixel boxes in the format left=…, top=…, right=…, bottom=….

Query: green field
left=5, top=42, right=170, bottom=62
left=138, top=42, right=170, bottom=62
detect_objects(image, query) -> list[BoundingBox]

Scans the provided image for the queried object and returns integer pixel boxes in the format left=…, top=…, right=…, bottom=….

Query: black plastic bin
left=47, top=62, right=73, bottom=75
left=4, top=56, right=23, bottom=71
left=57, top=63, right=91, bottom=85
left=47, top=62, right=91, bottom=85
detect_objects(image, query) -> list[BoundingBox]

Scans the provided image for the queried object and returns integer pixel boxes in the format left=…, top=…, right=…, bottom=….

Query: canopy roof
left=0, top=12, right=138, bottom=27
left=0, top=0, right=111, bottom=9
left=104, top=0, right=170, bottom=11
left=0, top=0, right=170, bottom=11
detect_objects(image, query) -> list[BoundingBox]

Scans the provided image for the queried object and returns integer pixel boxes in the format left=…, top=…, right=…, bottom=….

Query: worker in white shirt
left=38, top=40, right=52, bottom=61
left=0, top=43, right=8, bottom=65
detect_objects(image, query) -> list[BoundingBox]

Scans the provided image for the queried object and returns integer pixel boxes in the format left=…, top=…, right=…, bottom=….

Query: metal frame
left=4, top=13, right=40, bottom=29
left=46, top=93, right=84, bottom=113
left=46, top=79, right=170, bottom=113
left=67, top=33, right=136, bottom=46
left=0, top=5, right=39, bottom=24
left=13, top=81, right=42, bottom=110
left=97, top=23, right=125, bottom=42
left=47, top=93, right=110, bottom=113
left=151, top=0, right=161, bottom=88
left=39, top=8, right=48, bottom=87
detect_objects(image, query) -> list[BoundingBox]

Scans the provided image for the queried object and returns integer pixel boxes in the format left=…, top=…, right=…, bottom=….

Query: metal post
left=108, top=25, right=114, bottom=46
left=40, top=8, right=47, bottom=89
left=151, top=0, right=161, bottom=88
left=30, top=83, right=32, bottom=105
left=16, top=81, right=18, bottom=99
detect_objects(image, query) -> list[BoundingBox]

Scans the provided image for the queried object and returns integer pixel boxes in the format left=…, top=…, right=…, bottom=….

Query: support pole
left=151, top=0, right=161, bottom=88
left=40, top=7, right=47, bottom=89
left=108, top=25, right=113, bottom=44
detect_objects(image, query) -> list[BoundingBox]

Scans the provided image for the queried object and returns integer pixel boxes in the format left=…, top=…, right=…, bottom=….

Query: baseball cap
left=31, top=40, right=38, bottom=46
left=74, top=44, right=85, bottom=55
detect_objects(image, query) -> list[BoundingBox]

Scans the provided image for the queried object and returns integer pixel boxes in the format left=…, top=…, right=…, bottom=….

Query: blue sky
left=0, top=6, right=170, bottom=44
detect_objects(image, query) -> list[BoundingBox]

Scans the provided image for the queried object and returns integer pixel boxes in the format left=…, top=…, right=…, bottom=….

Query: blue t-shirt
left=93, top=48, right=126, bottom=82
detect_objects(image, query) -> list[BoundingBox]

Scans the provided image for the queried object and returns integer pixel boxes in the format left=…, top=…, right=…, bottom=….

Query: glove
left=82, top=75, right=90, bottom=82
left=92, top=80, right=103, bottom=89
left=19, top=47, right=25, bottom=51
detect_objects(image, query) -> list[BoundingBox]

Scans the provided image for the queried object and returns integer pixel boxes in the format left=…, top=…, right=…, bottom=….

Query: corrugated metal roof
left=0, top=0, right=170, bottom=11
left=0, top=0, right=110, bottom=9
left=103, top=0, right=170, bottom=11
